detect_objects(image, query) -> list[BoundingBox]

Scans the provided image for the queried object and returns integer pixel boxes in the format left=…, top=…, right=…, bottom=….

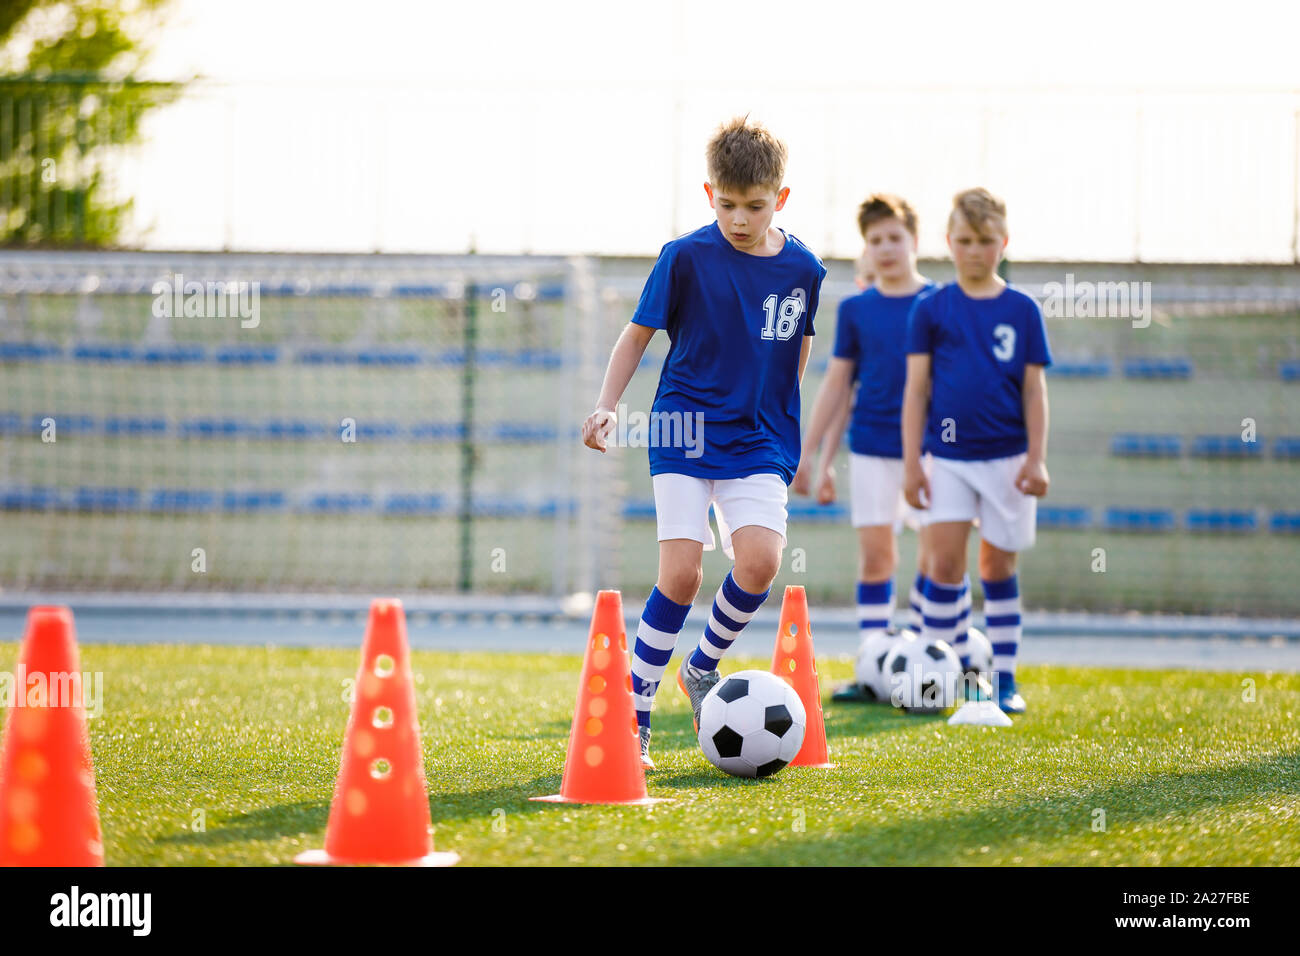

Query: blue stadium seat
left=382, top=493, right=447, bottom=515
left=1122, top=357, right=1193, bottom=379
left=1049, top=359, right=1112, bottom=379
left=622, top=499, right=657, bottom=520
left=1104, top=508, right=1176, bottom=532
left=142, top=345, right=206, bottom=364
left=72, top=486, right=140, bottom=511
left=354, top=422, right=402, bottom=440
left=1037, top=506, right=1092, bottom=529
left=215, top=345, right=280, bottom=365
left=295, top=349, right=354, bottom=365
left=180, top=419, right=257, bottom=438
left=470, top=497, right=532, bottom=517
left=356, top=348, right=423, bottom=366
left=73, top=343, right=138, bottom=362
left=488, top=423, right=557, bottom=442
left=103, top=417, right=168, bottom=436
left=409, top=421, right=467, bottom=440
left=787, top=501, right=850, bottom=522
left=1269, top=512, right=1300, bottom=533
left=221, top=490, right=286, bottom=512
left=149, top=489, right=217, bottom=512
left=1190, top=435, right=1263, bottom=459
left=1185, top=509, right=1258, bottom=533
left=0, top=342, right=61, bottom=361
left=1279, top=360, right=1300, bottom=382
left=304, top=493, right=373, bottom=513
left=260, top=420, right=330, bottom=440
left=0, top=486, right=63, bottom=510
left=1273, top=437, right=1300, bottom=459
left=1110, top=433, right=1182, bottom=457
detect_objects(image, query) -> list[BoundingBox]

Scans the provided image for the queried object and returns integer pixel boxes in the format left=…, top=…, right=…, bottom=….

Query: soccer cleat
left=832, top=681, right=882, bottom=704
left=997, top=675, right=1026, bottom=714
left=639, top=725, right=655, bottom=770
left=676, top=659, right=720, bottom=732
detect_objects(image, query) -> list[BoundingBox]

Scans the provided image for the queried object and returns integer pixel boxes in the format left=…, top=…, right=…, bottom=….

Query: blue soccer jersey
left=905, top=283, right=1052, bottom=460
left=833, top=282, right=936, bottom=458
left=630, top=222, right=826, bottom=484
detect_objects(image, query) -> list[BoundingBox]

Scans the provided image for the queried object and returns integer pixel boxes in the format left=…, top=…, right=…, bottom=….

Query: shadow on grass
left=157, top=799, right=329, bottom=847
left=684, top=750, right=1300, bottom=865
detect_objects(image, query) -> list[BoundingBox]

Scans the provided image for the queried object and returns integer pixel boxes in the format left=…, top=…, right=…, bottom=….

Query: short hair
left=706, top=115, right=787, bottom=193
left=949, top=187, right=1007, bottom=237
left=857, top=193, right=918, bottom=239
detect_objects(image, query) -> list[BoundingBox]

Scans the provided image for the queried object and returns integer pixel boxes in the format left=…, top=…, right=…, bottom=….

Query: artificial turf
left=2, top=642, right=1297, bottom=866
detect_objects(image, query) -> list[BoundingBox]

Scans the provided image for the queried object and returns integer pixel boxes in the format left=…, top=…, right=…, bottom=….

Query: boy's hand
left=903, top=459, right=930, bottom=510
left=582, top=407, right=617, bottom=452
left=1016, top=457, right=1050, bottom=496
left=816, top=465, right=836, bottom=505
left=792, top=459, right=813, bottom=496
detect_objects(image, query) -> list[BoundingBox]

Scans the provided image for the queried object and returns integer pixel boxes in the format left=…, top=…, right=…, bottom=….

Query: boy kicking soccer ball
left=581, top=116, right=826, bottom=768
left=901, top=188, right=1051, bottom=714
left=793, top=195, right=939, bottom=702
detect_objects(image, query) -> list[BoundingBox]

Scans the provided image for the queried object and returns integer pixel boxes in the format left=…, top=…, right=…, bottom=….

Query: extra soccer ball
left=854, top=629, right=911, bottom=700
left=962, top=626, right=994, bottom=675
left=881, top=637, right=963, bottom=713
left=698, top=670, right=807, bottom=778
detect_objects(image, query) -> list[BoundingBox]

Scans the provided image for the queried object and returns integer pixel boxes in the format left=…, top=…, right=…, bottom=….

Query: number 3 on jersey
left=761, top=289, right=806, bottom=341
left=992, top=323, right=1016, bottom=361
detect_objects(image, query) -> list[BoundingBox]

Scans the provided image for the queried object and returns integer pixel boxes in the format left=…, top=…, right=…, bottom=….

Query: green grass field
left=4, top=641, right=1297, bottom=866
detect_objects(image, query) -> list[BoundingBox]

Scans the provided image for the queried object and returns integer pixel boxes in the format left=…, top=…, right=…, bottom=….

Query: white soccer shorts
left=848, top=453, right=923, bottom=531
left=652, top=472, right=788, bottom=559
left=919, top=452, right=1036, bottom=552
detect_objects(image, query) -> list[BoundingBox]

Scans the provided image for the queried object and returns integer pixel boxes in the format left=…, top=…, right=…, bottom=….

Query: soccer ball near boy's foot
left=963, top=626, right=993, bottom=676
left=698, top=670, right=806, bottom=778
left=850, top=628, right=911, bottom=703
left=677, top=659, right=720, bottom=732
left=882, top=637, right=962, bottom=713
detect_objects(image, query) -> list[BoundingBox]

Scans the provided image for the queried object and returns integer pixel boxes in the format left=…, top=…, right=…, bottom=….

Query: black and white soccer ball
left=698, top=670, right=807, bottom=778
left=854, top=629, right=911, bottom=701
left=882, top=637, right=962, bottom=713
left=963, top=626, right=994, bottom=675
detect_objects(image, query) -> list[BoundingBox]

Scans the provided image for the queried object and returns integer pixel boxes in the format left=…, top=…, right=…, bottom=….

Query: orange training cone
left=0, top=606, right=104, bottom=866
left=770, top=586, right=833, bottom=768
left=532, top=590, right=666, bottom=805
left=296, top=598, right=458, bottom=866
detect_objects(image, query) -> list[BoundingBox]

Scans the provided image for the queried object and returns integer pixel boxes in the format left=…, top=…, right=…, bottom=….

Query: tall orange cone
left=296, top=598, right=458, bottom=866
left=770, top=586, right=833, bottom=768
left=532, top=590, right=666, bottom=805
left=0, top=606, right=104, bottom=866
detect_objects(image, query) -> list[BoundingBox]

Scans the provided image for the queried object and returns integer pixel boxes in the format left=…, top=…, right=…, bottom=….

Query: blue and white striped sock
left=950, top=574, right=972, bottom=667
left=630, top=587, right=692, bottom=729
left=921, top=577, right=963, bottom=647
left=983, top=575, right=1022, bottom=689
left=906, top=570, right=926, bottom=635
left=688, top=570, right=769, bottom=671
left=858, top=579, right=893, bottom=632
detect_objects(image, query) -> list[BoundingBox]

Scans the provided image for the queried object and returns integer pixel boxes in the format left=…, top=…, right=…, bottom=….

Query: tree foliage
left=1, top=0, right=185, bottom=246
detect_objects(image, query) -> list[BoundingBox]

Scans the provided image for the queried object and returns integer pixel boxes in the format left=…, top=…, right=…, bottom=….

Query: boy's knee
left=927, top=554, right=965, bottom=585
left=658, top=564, right=703, bottom=605
left=978, top=552, right=1017, bottom=581
left=861, top=551, right=897, bottom=581
left=733, top=552, right=781, bottom=593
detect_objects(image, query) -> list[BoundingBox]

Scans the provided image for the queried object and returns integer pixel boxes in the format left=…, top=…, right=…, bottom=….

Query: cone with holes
left=0, top=606, right=104, bottom=866
left=532, top=590, right=666, bottom=805
left=295, top=598, right=458, bottom=866
left=770, top=586, right=833, bottom=768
